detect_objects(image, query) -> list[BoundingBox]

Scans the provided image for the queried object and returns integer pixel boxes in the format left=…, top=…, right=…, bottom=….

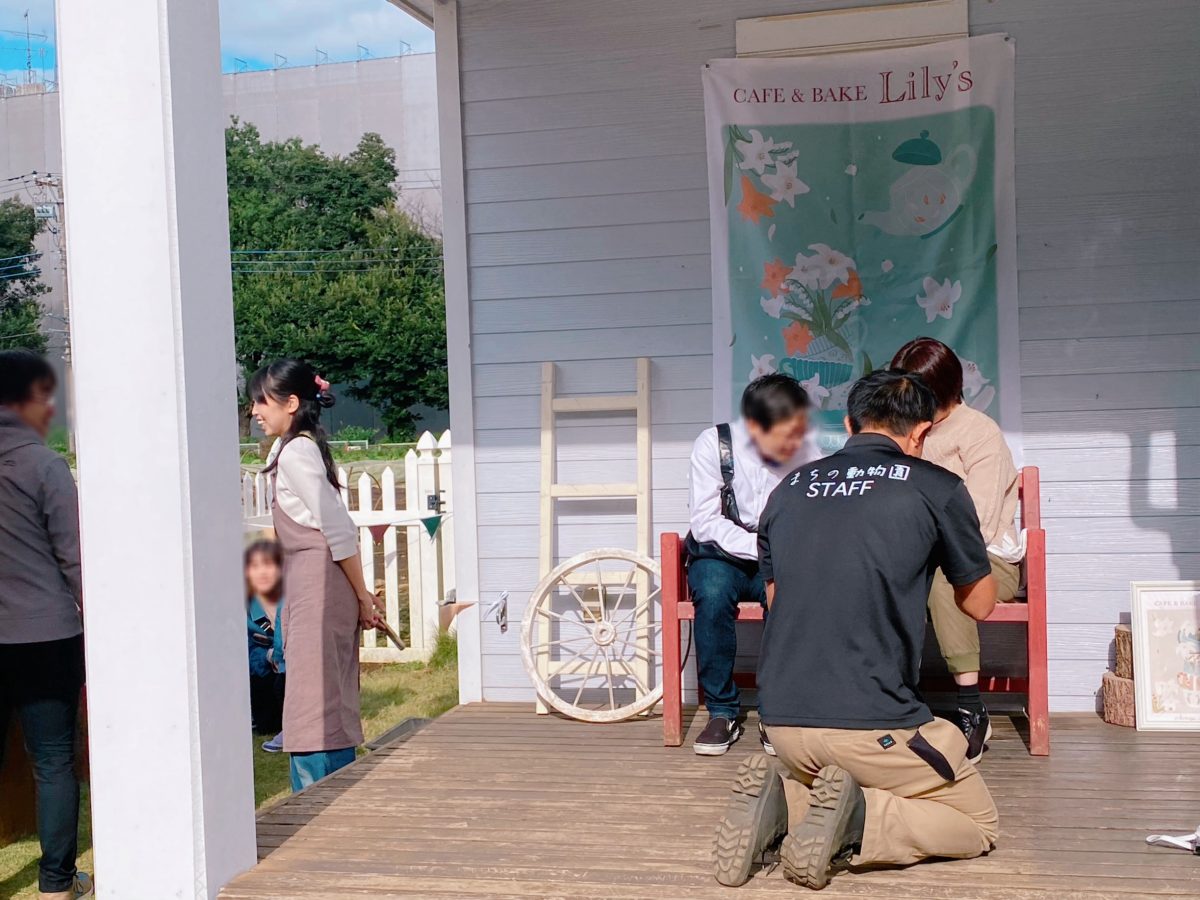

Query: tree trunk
left=1102, top=671, right=1136, bottom=727
left=1114, top=624, right=1134, bottom=680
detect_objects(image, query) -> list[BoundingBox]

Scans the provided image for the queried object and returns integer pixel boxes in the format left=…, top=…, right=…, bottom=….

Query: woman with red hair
left=891, top=337, right=1021, bottom=764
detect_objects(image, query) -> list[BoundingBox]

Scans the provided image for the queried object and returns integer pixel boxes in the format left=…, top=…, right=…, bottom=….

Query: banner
left=704, top=35, right=1019, bottom=454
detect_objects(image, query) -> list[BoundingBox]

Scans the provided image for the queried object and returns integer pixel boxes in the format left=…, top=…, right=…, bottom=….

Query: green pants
left=928, top=556, right=1020, bottom=674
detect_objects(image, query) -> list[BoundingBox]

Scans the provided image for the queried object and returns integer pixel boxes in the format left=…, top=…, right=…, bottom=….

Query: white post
left=56, top=0, right=257, bottom=895
left=415, top=431, right=442, bottom=651
left=404, top=446, right=424, bottom=656
left=356, top=472, right=377, bottom=648
left=379, top=466, right=402, bottom=649
left=436, top=431, right=457, bottom=634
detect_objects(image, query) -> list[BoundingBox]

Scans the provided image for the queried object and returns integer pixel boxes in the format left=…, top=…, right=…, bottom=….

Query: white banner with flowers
left=703, top=35, right=1019, bottom=453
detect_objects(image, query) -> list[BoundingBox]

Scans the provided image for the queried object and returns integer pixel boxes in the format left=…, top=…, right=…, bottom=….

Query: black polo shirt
left=757, top=433, right=991, bottom=729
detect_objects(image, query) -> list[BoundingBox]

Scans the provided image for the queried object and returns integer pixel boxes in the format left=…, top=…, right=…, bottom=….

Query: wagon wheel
left=521, top=548, right=663, bottom=723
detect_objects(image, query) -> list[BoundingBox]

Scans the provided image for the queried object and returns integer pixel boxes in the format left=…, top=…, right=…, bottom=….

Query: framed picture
left=1130, top=581, right=1200, bottom=731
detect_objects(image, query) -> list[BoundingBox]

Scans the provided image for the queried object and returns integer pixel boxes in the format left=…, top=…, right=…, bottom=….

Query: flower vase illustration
left=762, top=244, right=873, bottom=410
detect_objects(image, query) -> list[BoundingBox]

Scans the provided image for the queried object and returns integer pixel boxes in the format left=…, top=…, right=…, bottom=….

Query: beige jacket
left=921, top=403, right=1021, bottom=561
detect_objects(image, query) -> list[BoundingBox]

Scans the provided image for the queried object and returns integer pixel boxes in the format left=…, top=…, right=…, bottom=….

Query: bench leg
left=663, top=602, right=683, bottom=747
left=1026, top=528, right=1050, bottom=756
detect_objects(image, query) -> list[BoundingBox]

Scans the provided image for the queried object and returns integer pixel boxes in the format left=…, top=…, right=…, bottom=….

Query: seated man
left=686, top=373, right=820, bottom=756
left=713, top=369, right=999, bottom=889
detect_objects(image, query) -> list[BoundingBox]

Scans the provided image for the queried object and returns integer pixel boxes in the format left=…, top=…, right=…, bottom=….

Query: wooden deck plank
left=221, top=704, right=1200, bottom=898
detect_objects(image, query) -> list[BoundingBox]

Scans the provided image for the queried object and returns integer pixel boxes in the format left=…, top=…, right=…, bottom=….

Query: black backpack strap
left=716, top=423, right=755, bottom=534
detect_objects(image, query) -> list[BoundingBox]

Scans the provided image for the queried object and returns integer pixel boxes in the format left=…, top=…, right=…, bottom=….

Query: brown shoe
left=713, top=754, right=788, bottom=886
left=40, top=872, right=93, bottom=900
left=781, top=766, right=866, bottom=889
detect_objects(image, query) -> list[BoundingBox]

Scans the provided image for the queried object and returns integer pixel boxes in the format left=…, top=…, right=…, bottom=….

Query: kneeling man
left=687, top=374, right=819, bottom=755
left=714, top=370, right=999, bottom=889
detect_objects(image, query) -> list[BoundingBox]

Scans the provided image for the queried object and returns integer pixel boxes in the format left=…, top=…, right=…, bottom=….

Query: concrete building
left=0, top=53, right=440, bottom=352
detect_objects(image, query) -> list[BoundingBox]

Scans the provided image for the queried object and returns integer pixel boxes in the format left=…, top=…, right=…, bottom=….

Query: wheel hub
left=592, top=621, right=617, bottom=647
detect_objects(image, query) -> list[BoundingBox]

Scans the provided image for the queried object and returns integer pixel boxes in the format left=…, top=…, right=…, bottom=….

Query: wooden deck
left=221, top=704, right=1200, bottom=899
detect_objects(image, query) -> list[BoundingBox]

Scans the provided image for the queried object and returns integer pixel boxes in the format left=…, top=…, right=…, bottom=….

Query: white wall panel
left=458, top=0, right=1200, bottom=708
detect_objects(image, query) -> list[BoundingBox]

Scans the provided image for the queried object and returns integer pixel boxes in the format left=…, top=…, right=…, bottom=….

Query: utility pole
left=33, top=174, right=74, bottom=450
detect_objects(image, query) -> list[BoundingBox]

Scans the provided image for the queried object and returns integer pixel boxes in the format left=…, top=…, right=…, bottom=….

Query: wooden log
left=1114, top=624, right=1133, bottom=680
left=1102, top=671, right=1136, bottom=727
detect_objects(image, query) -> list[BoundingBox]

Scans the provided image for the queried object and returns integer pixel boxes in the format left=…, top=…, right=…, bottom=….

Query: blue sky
left=0, top=0, right=431, bottom=83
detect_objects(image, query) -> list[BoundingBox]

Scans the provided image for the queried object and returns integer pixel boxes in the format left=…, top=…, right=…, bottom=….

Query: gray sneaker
left=39, top=872, right=93, bottom=900
left=713, top=754, right=789, bottom=886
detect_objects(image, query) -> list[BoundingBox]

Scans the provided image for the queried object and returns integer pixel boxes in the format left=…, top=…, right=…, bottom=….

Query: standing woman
left=249, top=359, right=385, bottom=791
left=890, top=338, right=1022, bottom=763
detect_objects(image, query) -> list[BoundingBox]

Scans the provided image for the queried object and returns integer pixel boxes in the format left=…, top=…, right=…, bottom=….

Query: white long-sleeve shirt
left=688, top=420, right=823, bottom=560
left=266, top=436, right=359, bottom=561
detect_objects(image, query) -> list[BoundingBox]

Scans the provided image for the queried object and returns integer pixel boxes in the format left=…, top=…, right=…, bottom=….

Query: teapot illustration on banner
left=863, top=131, right=976, bottom=239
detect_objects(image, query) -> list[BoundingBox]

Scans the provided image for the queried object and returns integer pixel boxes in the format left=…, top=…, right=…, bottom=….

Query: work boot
left=40, top=872, right=94, bottom=900
left=957, top=706, right=992, bottom=765
left=713, top=754, right=789, bottom=886
left=694, top=716, right=741, bottom=756
left=781, top=766, right=866, bottom=890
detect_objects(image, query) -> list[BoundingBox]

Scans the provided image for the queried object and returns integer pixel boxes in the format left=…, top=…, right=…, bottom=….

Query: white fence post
left=356, top=471, right=377, bottom=649
left=437, top=430, right=457, bottom=635
left=380, top=466, right=401, bottom=654
left=404, top=445, right=425, bottom=657
left=414, top=432, right=442, bottom=652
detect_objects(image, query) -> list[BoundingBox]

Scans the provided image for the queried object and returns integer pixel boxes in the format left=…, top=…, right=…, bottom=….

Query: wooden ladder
left=536, top=358, right=652, bottom=714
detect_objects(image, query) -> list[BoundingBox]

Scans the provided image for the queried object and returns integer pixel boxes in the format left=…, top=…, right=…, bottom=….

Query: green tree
left=227, top=122, right=448, bottom=438
left=0, top=199, right=50, bottom=352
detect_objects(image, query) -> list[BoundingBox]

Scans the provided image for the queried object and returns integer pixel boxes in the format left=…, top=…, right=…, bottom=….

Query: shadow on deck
left=220, top=703, right=1200, bottom=899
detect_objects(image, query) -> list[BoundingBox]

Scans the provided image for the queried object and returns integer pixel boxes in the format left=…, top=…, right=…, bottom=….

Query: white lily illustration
left=788, top=251, right=825, bottom=291
left=738, top=129, right=778, bottom=175
left=760, top=294, right=786, bottom=319
left=749, top=354, right=778, bottom=380
left=760, top=160, right=810, bottom=207
left=916, top=276, right=963, bottom=323
left=800, top=372, right=831, bottom=407
left=808, top=243, right=855, bottom=289
left=958, top=356, right=990, bottom=399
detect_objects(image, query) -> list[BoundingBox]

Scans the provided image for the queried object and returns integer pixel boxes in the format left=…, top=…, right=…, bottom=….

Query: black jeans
left=249, top=672, right=286, bottom=735
left=0, top=635, right=84, bottom=893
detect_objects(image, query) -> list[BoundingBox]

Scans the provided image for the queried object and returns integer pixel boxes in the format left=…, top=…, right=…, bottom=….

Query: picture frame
left=1130, top=581, right=1200, bottom=731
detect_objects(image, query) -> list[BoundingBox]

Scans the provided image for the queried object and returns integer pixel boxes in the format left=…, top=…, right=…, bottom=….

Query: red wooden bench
left=661, top=466, right=1049, bottom=756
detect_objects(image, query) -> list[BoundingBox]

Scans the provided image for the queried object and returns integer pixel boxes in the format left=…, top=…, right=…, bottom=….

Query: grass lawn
left=0, top=635, right=459, bottom=898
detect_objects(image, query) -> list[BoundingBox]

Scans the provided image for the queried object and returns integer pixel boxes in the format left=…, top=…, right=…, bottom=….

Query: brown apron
left=272, top=487, right=364, bottom=753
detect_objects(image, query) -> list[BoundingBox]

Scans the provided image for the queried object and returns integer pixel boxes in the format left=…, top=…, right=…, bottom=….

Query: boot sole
left=713, top=754, right=788, bottom=886
left=781, top=765, right=858, bottom=890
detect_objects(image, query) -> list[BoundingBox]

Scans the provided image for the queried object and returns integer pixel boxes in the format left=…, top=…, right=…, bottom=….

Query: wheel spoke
left=603, top=648, right=617, bottom=710
left=572, top=648, right=603, bottom=707
left=558, top=578, right=596, bottom=623
left=607, top=565, right=638, bottom=623
left=612, top=657, right=652, bottom=696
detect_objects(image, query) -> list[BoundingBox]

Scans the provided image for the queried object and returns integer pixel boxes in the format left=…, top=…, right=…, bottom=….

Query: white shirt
left=266, top=436, right=359, bottom=561
left=688, top=420, right=823, bottom=561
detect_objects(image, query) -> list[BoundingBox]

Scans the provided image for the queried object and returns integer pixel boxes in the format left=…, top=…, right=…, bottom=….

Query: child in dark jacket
left=246, top=540, right=286, bottom=750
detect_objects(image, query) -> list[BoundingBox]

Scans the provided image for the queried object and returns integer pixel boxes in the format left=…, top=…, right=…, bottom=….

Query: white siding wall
left=457, top=0, right=1200, bottom=709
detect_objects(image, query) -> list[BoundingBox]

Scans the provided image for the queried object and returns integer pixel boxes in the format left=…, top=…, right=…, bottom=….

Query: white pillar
left=56, top=0, right=257, bottom=897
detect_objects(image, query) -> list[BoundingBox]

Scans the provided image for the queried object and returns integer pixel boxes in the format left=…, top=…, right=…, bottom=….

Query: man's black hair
left=741, top=373, right=809, bottom=429
left=846, top=368, right=936, bottom=435
left=0, top=349, right=56, bottom=406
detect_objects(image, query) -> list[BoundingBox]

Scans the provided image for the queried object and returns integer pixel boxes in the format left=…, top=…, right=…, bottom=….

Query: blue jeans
left=687, top=557, right=766, bottom=720
left=289, top=747, right=356, bottom=792
left=0, top=636, right=84, bottom=893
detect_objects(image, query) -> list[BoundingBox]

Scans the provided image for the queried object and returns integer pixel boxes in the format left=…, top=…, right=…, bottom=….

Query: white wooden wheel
left=521, top=548, right=663, bottom=722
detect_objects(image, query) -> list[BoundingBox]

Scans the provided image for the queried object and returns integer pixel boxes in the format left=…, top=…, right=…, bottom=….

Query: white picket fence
left=241, top=430, right=455, bottom=663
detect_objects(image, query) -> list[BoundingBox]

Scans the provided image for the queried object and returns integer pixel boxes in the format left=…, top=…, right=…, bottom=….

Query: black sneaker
left=781, top=765, right=866, bottom=890
left=957, top=706, right=992, bottom=765
left=713, top=755, right=789, bottom=886
left=694, top=716, right=741, bottom=756
left=758, top=722, right=776, bottom=757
